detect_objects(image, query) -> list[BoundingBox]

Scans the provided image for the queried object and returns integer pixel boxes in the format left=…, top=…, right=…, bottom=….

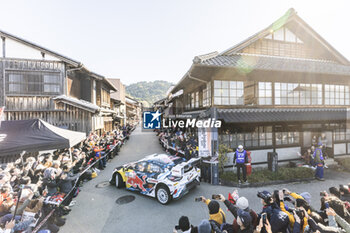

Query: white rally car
left=110, top=154, right=201, bottom=204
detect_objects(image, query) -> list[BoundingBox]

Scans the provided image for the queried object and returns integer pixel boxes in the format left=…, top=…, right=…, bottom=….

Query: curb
left=220, top=177, right=315, bottom=188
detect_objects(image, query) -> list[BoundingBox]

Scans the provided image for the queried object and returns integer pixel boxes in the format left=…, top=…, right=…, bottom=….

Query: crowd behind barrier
left=0, top=123, right=136, bottom=233
left=173, top=185, right=350, bottom=233
left=156, top=128, right=199, bottom=160
left=155, top=128, right=350, bottom=233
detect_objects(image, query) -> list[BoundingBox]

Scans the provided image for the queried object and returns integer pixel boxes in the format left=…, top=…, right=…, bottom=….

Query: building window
left=258, top=82, right=272, bottom=105
left=334, top=123, right=346, bottom=141
left=214, top=80, right=243, bottom=105
left=185, top=93, right=193, bottom=110
left=44, top=74, right=61, bottom=93
left=276, top=131, right=299, bottom=145
left=6, top=71, right=61, bottom=95
left=195, top=92, right=199, bottom=108
left=221, top=126, right=273, bottom=149
left=191, top=93, right=195, bottom=108
left=203, top=82, right=211, bottom=107
left=259, top=126, right=273, bottom=146
left=325, top=85, right=349, bottom=105
left=101, top=88, right=110, bottom=105
left=275, top=82, right=322, bottom=105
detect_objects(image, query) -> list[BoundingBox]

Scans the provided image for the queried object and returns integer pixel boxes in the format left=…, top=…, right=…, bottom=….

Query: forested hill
left=126, top=80, right=174, bottom=107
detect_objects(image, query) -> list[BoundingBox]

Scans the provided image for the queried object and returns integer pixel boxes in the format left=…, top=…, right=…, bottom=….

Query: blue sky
left=0, top=0, right=349, bottom=85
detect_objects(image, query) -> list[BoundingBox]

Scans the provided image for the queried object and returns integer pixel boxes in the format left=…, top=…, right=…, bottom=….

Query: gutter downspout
left=187, top=65, right=207, bottom=84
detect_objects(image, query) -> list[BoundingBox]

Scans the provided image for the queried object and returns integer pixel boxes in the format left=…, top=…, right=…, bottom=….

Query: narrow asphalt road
left=61, top=127, right=350, bottom=233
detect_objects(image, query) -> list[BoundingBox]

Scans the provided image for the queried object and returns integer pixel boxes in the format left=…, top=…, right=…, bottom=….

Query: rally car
left=110, top=153, right=201, bottom=204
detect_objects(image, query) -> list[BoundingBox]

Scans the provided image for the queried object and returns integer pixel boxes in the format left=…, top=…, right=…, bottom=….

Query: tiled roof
left=196, top=53, right=350, bottom=76
left=217, top=108, right=347, bottom=123
left=53, top=95, right=99, bottom=113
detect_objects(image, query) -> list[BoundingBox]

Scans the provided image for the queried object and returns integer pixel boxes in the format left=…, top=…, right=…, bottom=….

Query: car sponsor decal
left=127, top=174, right=147, bottom=192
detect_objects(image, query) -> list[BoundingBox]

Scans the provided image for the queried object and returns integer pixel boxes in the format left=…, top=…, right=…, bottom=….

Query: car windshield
left=145, top=163, right=163, bottom=173
left=151, top=154, right=184, bottom=165
left=135, top=161, right=148, bottom=172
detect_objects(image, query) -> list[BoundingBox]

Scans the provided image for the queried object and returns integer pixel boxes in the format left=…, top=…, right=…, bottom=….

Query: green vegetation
left=218, top=144, right=232, bottom=175
left=221, top=167, right=314, bottom=184
left=126, top=80, right=174, bottom=107
left=335, top=158, right=350, bottom=171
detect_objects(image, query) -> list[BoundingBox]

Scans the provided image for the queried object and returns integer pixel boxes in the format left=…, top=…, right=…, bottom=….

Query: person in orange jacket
left=93, top=144, right=106, bottom=170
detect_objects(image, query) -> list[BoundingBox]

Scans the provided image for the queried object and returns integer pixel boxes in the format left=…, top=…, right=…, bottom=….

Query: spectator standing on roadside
left=313, top=142, right=325, bottom=181
left=233, top=145, right=249, bottom=184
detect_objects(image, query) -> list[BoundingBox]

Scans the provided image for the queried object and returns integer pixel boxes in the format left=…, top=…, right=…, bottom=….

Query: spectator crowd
left=0, top=123, right=136, bottom=233
left=173, top=184, right=350, bottom=233
left=157, top=128, right=199, bottom=161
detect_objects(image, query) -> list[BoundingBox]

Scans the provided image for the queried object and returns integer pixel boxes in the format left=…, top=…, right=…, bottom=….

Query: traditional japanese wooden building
left=0, top=29, right=117, bottom=134
left=126, top=96, right=142, bottom=125
left=108, top=78, right=127, bottom=127
left=170, top=8, right=350, bottom=164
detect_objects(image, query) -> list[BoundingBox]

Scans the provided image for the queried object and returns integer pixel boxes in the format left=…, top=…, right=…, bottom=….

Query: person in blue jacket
left=234, top=145, right=249, bottom=184
left=313, top=142, right=325, bottom=181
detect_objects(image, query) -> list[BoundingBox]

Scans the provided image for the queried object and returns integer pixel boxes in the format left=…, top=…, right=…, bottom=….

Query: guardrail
left=32, top=145, right=117, bottom=233
left=159, top=139, right=185, bottom=156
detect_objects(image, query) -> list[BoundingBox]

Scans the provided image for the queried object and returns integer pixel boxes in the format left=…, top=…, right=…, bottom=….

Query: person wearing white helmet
left=234, top=145, right=248, bottom=184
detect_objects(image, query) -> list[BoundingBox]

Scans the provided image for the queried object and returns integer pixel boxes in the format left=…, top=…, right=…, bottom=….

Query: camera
left=261, top=213, right=267, bottom=224
left=257, top=191, right=272, bottom=203
left=325, top=202, right=330, bottom=209
left=295, top=209, right=305, bottom=219
left=212, top=194, right=220, bottom=200
left=175, top=225, right=181, bottom=230
left=194, top=197, right=202, bottom=202
left=320, top=191, right=327, bottom=197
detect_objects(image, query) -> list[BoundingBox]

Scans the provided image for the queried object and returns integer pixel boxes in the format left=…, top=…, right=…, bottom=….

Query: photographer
left=326, top=207, right=350, bottom=232
left=200, top=196, right=226, bottom=226
left=339, top=185, right=350, bottom=202
left=215, top=194, right=254, bottom=233
left=257, top=190, right=289, bottom=233
left=278, top=190, right=308, bottom=233
left=42, top=168, right=58, bottom=196
left=321, top=191, right=350, bottom=223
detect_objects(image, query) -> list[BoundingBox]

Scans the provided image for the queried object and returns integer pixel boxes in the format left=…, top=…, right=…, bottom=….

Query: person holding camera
left=215, top=194, right=255, bottom=233
left=233, top=145, right=248, bottom=185
left=200, top=196, right=226, bottom=227
left=257, top=190, right=289, bottom=233
left=278, top=190, right=308, bottom=233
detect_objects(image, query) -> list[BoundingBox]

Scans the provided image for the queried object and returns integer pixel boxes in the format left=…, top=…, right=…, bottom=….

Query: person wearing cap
left=313, top=142, right=325, bottom=181
left=257, top=190, right=289, bottom=233
left=233, top=145, right=249, bottom=184
left=217, top=194, right=257, bottom=233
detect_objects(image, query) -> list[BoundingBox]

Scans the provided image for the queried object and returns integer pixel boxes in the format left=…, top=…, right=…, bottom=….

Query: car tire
left=115, top=173, right=125, bottom=188
left=156, top=185, right=171, bottom=205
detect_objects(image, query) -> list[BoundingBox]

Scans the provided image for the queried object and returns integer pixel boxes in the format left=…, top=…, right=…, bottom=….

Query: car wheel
left=115, top=173, right=125, bottom=188
left=156, top=185, right=171, bottom=205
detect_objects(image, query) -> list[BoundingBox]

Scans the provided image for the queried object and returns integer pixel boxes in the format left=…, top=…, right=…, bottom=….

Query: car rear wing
left=171, top=158, right=200, bottom=177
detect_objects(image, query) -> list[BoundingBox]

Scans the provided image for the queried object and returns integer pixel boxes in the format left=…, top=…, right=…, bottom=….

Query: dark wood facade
left=169, top=8, right=350, bottom=162
left=0, top=30, right=117, bottom=135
